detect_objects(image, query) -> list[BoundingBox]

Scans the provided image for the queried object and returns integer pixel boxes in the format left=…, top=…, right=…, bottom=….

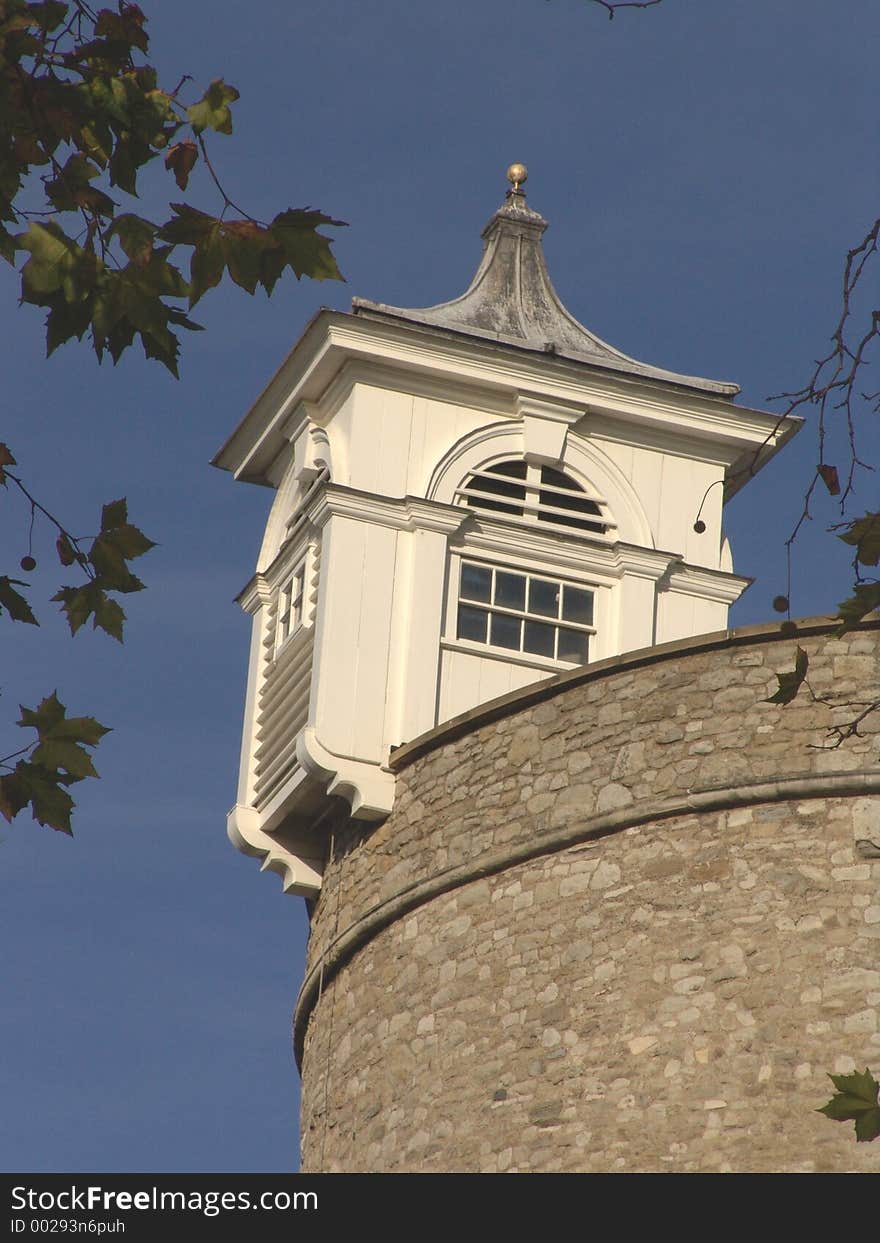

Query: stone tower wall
left=296, top=619, right=880, bottom=1172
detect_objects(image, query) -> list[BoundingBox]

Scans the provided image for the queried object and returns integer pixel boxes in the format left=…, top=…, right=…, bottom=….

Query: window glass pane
left=523, top=620, right=555, bottom=658
left=495, top=571, right=526, bottom=611
left=562, top=585, right=594, bottom=625
left=490, top=612, right=521, bottom=651
left=529, top=578, right=560, bottom=618
left=458, top=604, right=488, bottom=643
left=557, top=627, right=589, bottom=664
left=460, top=563, right=492, bottom=602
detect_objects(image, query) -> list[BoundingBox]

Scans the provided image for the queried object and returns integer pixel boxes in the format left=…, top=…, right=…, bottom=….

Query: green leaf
left=836, top=582, right=880, bottom=635
left=92, top=591, right=125, bottom=640
left=4, top=695, right=110, bottom=832
left=139, top=324, right=180, bottom=377
left=47, top=715, right=111, bottom=747
left=94, top=4, right=149, bottom=54
left=157, top=203, right=217, bottom=246
left=187, top=78, right=239, bottom=135
left=105, top=213, right=156, bottom=266
left=764, top=645, right=808, bottom=705
left=45, top=296, right=93, bottom=356
left=52, top=582, right=126, bottom=641
left=220, top=219, right=274, bottom=294
left=0, top=223, right=16, bottom=263
left=0, top=575, right=38, bottom=624
left=0, top=766, right=32, bottom=823
left=11, top=761, right=75, bottom=833
left=269, top=208, right=346, bottom=282
left=0, top=772, right=26, bottom=823
left=32, top=739, right=98, bottom=780
left=838, top=512, right=880, bottom=567
left=818, top=1068, right=880, bottom=1143
left=101, top=497, right=128, bottom=530
left=16, top=221, right=83, bottom=299
left=28, top=2, right=70, bottom=34
left=19, top=691, right=66, bottom=735
left=44, top=153, right=114, bottom=216
left=107, top=127, right=155, bottom=196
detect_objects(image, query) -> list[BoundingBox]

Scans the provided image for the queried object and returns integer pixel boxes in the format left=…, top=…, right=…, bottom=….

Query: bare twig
left=588, top=0, right=664, bottom=16
left=5, top=472, right=94, bottom=578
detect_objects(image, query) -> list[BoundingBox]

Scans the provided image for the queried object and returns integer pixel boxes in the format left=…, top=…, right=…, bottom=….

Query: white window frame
left=275, top=561, right=306, bottom=654
left=445, top=554, right=599, bottom=671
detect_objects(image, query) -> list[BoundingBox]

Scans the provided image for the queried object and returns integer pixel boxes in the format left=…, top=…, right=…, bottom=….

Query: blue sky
left=2, top=0, right=878, bottom=1172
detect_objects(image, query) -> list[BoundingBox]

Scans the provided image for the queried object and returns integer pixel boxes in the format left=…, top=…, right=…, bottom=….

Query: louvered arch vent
left=458, top=460, right=611, bottom=536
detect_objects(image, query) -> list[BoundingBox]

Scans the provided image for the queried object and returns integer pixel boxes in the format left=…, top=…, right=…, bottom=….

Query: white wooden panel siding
left=438, top=648, right=555, bottom=723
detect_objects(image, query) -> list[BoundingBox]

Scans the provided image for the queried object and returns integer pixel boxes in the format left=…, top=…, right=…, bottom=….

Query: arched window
left=458, top=460, right=607, bottom=535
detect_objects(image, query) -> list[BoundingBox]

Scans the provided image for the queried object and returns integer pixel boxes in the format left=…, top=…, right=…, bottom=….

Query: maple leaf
left=52, top=582, right=126, bottom=641
left=270, top=208, right=347, bottom=282
left=818, top=1068, right=880, bottom=1142
left=2, top=694, right=111, bottom=833
left=836, top=582, right=880, bottom=635
left=105, top=213, right=157, bottom=267
left=5, top=761, right=76, bottom=833
left=764, top=645, right=808, bottom=706
left=187, top=79, right=239, bottom=135
left=838, top=511, right=880, bottom=567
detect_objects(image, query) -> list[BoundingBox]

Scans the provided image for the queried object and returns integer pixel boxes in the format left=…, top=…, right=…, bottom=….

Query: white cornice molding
left=612, top=546, right=681, bottom=581
left=214, top=311, right=801, bottom=488
left=662, top=564, right=753, bottom=604
left=452, top=521, right=679, bottom=583
left=236, top=574, right=273, bottom=614
left=307, top=484, right=468, bottom=536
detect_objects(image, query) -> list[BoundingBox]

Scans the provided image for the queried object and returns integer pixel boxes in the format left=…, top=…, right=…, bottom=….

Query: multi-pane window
left=276, top=563, right=305, bottom=652
left=456, top=561, right=594, bottom=664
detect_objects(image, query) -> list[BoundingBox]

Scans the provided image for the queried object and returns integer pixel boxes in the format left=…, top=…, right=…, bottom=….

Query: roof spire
left=350, top=166, right=739, bottom=396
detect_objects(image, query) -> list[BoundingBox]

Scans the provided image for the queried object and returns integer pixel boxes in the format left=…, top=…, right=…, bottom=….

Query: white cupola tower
left=214, top=166, right=798, bottom=897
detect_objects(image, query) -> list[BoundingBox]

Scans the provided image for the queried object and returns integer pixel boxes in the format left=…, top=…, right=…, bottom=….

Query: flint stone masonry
left=296, top=618, right=880, bottom=1172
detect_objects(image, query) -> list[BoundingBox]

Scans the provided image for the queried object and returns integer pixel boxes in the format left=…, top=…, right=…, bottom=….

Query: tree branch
left=587, top=0, right=664, bottom=17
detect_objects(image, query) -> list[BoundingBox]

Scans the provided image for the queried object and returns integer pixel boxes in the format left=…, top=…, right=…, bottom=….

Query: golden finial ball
left=506, top=163, right=528, bottom=190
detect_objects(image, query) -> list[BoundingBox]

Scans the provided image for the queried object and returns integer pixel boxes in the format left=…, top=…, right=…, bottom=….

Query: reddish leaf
left=56, top=534, right=78, bottom=566
left=818, top=464, right=840, bottom=496
left=0, top=441, right=15, bottom=484
left=164, top=140, right=198, bottom=190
